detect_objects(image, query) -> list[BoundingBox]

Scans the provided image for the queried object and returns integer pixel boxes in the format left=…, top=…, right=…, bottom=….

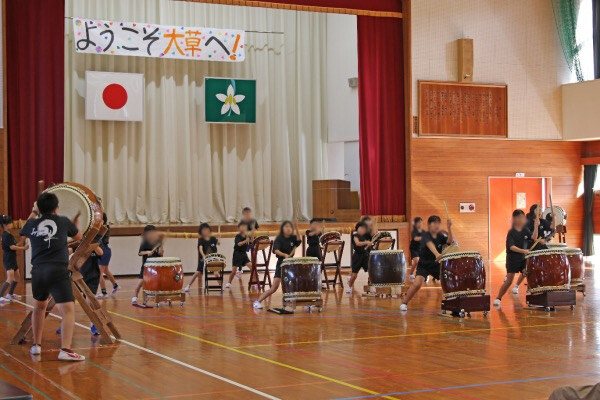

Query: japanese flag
left=85, top=71, right=144, bottom=121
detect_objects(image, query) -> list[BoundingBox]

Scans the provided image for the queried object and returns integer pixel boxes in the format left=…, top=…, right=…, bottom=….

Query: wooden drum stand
left=248, top=236, right=273, bottom=290
left=321, top=237, right=345, bottom=289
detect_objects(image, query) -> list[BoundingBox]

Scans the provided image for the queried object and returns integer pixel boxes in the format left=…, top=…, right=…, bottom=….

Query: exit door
left=489, top=177, right=550, bottom=262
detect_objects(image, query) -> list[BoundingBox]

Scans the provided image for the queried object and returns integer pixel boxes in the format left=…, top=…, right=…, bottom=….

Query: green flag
left=205, top=78, right=256, bottom=123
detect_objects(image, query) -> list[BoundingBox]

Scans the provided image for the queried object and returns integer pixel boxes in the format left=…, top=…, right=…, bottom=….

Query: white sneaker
left=400, top=303, right=408, bottom=311
left=10, top=294, right=21, bottom=300
left=493, top=298, right=501, bottom=307
left=0, top=297, right=10, bottom=304
left=345, top=286, right=353, bottom=294
left=131, top=296, right=138, bottom=304
left=409, top=275, right=415, bottom=282
left=29, top=344, right=41, bottom=355
left=58, top=349, right=85, bottom=362
left=183, top=285, right=190, bottom=293
left=111, top=285, right=119, bottom=294
left=236, top=270, right=243, bottom=277
left=95, top=293, right=107, bottom=299
left=225, top=283, right=231, bottom=289
left=511, top=285, right=519, bottom=294
left=253, top=300, right=263, bottom=309
left=4, top=295, right=11, bottom=301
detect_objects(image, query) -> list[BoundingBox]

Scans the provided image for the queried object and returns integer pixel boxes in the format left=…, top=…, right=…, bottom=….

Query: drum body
left=252, top=236, right=271, bottom=252
left=320, top=231, right=341, bottom=247
left=281, top=257, right=321, bottom=301
left=143, top=257, right=184, bottom=295
left=368, top=250, right=405, bottom=286
left=44, top=182, right=103, bottom=236
left=525, top=249, right=570, bottom=293
left=565, top=248, right=584, bottom=285
left=205, top=253, right=226, bottom=268
left=439, top=252, right=486, bottom=299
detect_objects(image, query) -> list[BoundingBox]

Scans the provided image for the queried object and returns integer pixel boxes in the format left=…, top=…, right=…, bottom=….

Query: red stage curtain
left=357, top=16, right=405, bottom=217
left=6, top=0, right=65, bottom=218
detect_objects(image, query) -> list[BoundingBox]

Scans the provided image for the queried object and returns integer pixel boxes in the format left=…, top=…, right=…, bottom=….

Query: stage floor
left=0, top=262, right=597, bottom=400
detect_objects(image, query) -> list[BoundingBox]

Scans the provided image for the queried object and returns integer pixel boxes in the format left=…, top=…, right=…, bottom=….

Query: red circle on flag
left=102, top=84, right=128, bottom=110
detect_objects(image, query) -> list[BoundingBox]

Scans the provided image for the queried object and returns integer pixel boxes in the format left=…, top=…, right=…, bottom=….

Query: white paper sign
left=73, top=18, right=245, bottom=62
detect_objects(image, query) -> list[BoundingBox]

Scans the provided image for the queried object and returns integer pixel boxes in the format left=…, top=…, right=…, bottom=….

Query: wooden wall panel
left=410, top=138, right=583, bottom=259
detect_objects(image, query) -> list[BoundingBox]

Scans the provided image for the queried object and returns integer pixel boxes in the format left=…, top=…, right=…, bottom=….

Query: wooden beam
left=582, top=156, right=600, bottom=165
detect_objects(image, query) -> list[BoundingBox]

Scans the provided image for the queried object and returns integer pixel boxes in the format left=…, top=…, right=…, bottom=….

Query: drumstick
left=549, top=193, right=556, bottom=227
left=217, top=223, right=221, bottom=240
left=37, top=180, right=45, bottom=196
left=529, top=238, right=542, bottom=251
left=443, top=200, right=450, bottom=220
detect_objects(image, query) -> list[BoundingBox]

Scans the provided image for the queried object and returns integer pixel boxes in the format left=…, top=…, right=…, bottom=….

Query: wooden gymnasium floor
left=0, top=262, right=597, bottom=400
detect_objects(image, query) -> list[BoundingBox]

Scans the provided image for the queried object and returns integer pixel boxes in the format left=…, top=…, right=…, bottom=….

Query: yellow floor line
left=109, top=311, right=398, bottom=400
left=233, top=321, right=587, bottom=349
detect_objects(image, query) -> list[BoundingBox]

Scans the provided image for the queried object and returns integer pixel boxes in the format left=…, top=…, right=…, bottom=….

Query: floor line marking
left=109, top=310, right=398, bottom=400
left=85, top=359, right=163, bottom=399
left=0, top=363, right=52, bottom=400
left=233, top=321, right=586, bottom=348
left=12, top=300, right=279, bottom=400
left=331, top=371, right=600, bottom=399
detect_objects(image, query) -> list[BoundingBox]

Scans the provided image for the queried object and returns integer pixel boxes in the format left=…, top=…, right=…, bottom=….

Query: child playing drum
left=0, top=215, right=28, bottom=302
left=493, top=209, right=538, bottom=307
left=253, top=220, right=301, bottom=309
left=185, top=223, right=219, bottom=293
left=400, top=215, right=453, bottom=312
left=227, top=222, right=252, bottom=289
left=346, top=221, right=373, bottom=293
left=238, top=207, right=259, bottom=276
left=408, top=217, right=424, bottom=282
left=132, top=225, right=163, bottom=304
left=305, top=218, right=323, bottom=259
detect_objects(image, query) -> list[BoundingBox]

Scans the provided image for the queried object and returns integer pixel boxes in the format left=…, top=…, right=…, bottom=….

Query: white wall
left=412, top=0, right=571, bottom=140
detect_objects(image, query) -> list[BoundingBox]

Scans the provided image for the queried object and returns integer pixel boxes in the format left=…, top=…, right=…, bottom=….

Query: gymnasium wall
left=411, top=0, right=570, bottom=140
left=410, top=138, right=584, bottom=259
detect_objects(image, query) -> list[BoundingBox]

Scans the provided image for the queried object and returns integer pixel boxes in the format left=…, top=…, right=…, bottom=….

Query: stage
left=0, top=261, right=595, bottom=399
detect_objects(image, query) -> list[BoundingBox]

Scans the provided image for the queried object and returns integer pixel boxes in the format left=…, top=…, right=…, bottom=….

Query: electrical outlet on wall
left=459, top=202, right=476, bottom=213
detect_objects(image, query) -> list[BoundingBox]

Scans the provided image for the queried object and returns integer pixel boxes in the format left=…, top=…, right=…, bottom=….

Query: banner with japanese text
left=73, top=18, right=245, bottom=62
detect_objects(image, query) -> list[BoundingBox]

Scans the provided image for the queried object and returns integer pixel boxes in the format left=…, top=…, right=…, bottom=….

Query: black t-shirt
left=20, top=215, right=78, bottom=267
left=198, top=237, right=218, bottom=262
left=2, top=231, right=17, bottom=267
left=418, top=231, right=449, bottom=264
left=80, top=251, right=100, bottom=280
left=273, top=235, right=301, bottom=261
left=410, top=228, right=423, bottom=250
left=102, top=225, right=110, bottom=245
left=240, top=219, right=259, bottom=232
left=306, top=230, right=321, bottom=248
left=353, top=233, right=369, bottom=256
left=139, top=239, right=162, bottom=266
left=234, top=233, right=249, bottom=253
left=506, top=227, right=532, bottom=267
left=526, top=218, right=553, bottom=241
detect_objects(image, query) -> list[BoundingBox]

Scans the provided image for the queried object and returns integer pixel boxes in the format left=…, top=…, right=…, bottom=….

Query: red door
left=489, top=178, right=545, bottom=262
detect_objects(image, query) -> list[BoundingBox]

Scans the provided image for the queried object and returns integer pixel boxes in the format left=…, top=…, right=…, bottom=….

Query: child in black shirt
left=494, top=209, right=538, bottom=307
left=20, top=193, right=85, bottom=361
left=0, top=215, right=28, bottom=303
left=408, top=217, right=424, bottom=282
left=185, top=223, right=219, bottom=293
left=305, top=218, right=323, bottom=259
left=401, top=215, right=453, bottom=312
left=98, top=213, right=118, bottom=298
left=227, top=222, right=252, bottom=289
left=346, top=221, right=373, bottom=293
left=254, top=219, right=301, bottom=309
left=132, top=225, right=164, bottom=304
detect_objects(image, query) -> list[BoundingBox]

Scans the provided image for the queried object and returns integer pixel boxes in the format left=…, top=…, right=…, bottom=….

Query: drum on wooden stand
left=371, top=231, right=394, bottom=250
left=204, top=253, right=226, bottom=293
left=143, top=257, right=185, bottom=307
left=364, top=250, right=405, bottom=297
left=319, top=231, right=345, bottom=289
left=524, top=248, right=575, bottom=310
left=565, top=248, right=585, bottom=295
left=281, top=257, right=323, bottom=311
left=439, top=251, right=490, bottom=317
left=44, top=182, right=104, bottom=237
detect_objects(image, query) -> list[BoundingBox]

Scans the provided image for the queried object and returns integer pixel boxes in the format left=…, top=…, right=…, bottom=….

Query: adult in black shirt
left=305, top=218, right=323, bottom=259
left=494, top=209, right=538, bottom=306
left=346, top=221, right=373, bottom=293
left=132, top=225, right=163, bottom=304
left=408, top=217, right=424, bottom=281
left=254, top=219, right=301, bottom=308
left=401, top=215, right=453, bottom=312
left=20, top=193, right=85, bottom=361
left=0, top=215, right=28, bottom=302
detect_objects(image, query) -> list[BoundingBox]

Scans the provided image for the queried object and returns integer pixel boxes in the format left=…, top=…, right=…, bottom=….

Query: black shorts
left=98, top=245, right=112, bottom=266
left=232, top=252, right=250, bottom=267
left=410, top=249, right=420, bottom=259
left=274, top=265, right=282, bottom=279
left=196, top=262, right=204, bottom=272
left=138, top=265, right=145, bottom=279
left=416, top=262, right=440, bottom=280
left=31, top=264, right=74, bottom=303
left=84, top=275, right=100, bottom=295
left=3, top=262, right=17, bottom=271
left=351, top=253, right=368, bottom=273
left=306, top=246, right=321, bottom=260
left=507, top=260, right=526, bottom=274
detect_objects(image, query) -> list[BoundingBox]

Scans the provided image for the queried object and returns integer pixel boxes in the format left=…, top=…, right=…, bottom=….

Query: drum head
left=45, top=184, right=95, bottom=235
left=542, top=206, right=567, bottom=226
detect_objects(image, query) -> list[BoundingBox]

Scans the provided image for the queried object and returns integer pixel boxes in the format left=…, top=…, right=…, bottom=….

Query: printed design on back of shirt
left=31, top=220, right=59, bottom=248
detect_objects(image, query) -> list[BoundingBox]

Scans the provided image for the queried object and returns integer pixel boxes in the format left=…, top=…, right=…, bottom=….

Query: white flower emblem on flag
left=216, top=84, right=245, bottom=115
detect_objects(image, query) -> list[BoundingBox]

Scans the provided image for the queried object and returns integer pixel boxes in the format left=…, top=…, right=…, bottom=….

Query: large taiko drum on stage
left=525, top=249, right=570, bottom=293
left=439, top=251, right=486, bottom=299
left=281, top=257, right=321, bottom=302
left=143, top=257, right=184, bottom=295
left=565, top=248, right=584, bottom=285
left=367, top=250, right=406, bottom=287
left=44, top=183, right=103, bottom=236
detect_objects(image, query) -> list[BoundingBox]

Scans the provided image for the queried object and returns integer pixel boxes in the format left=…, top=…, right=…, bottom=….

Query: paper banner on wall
left=516, top=192, right=526, bottom=209
left=73, top=18, right=245, bottom=62
left=205, top=78, right=256, bottom=124
left=85, top=71, right=144, bottom=121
